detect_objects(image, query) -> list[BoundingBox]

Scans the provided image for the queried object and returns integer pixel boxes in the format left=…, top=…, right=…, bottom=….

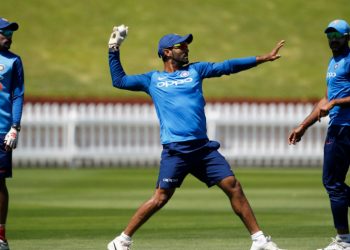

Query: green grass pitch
left=7, top=167, right=339, bottom=250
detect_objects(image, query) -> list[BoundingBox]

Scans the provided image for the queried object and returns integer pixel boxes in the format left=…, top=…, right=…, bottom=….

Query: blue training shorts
left=0, top=135, right=12, bottom=178
left=157, top=139, right=234, bottom=189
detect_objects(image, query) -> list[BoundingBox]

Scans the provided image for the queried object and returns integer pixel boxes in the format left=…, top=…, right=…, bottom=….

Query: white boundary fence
left=14, top=101, right=328, bottom=167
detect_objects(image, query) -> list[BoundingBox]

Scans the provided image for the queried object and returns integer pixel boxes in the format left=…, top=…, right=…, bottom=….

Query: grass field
left=6, top=167, right=338, bottom=250
left=2, top=0, right=349, bottom=100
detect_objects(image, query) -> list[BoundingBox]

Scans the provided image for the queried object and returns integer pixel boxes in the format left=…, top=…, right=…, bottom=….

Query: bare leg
left=217, top=176, right=260, bottom=234
left=123, top=187, right=175, bottom=237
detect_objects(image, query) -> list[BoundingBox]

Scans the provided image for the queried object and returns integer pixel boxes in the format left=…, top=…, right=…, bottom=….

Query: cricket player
left=289, top=19, right=350, bottom=250
left=0, top=17, right=24, bottom=250
left=107, top=25, right=286, bottom=250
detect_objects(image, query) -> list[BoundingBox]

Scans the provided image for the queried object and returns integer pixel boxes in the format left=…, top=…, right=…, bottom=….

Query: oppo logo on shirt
left=327, top=72, right=337, bottom=78
left=157, top=77, right=193, bottom=88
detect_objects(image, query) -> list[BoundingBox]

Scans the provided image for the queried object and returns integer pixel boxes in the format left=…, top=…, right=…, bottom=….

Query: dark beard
left=0, top=40, right=11, bottom=50
left=172, top=55, right=189, bottom=67
left=329, top=39, right=348, bottom=56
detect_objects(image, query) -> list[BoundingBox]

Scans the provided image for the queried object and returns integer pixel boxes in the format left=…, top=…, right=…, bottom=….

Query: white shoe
left=317, top=237, right=350, bottom=250
left=0, top=240, right=9, bottom=250
left=250, top=236, right=286, bottom=250
left=107, top=236, right=132, bottom=250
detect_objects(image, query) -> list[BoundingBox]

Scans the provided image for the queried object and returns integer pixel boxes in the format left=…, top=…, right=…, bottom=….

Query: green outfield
left=2, top=0, right=349, bottom=100
left=7, top=167, right=336, bottom=250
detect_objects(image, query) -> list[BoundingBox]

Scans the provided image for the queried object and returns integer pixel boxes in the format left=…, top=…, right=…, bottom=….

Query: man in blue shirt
left=289, top=19, right=350, bottom=250
left=0, top=17, right=24, bottom=250
left=108, top=25, right=285, bottom=250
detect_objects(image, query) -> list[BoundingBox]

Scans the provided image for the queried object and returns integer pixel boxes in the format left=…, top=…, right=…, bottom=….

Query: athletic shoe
left=107, top=236, right=132, bottom=250
left=0, top=240, right=9, bottom=250
left=250, top=236, right=286, bottom=250
left=317, top=237, right=350, bottom=250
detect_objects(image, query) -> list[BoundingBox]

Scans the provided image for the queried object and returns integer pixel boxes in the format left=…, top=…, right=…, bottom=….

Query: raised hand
left=108, top=24, right=128, bottom=50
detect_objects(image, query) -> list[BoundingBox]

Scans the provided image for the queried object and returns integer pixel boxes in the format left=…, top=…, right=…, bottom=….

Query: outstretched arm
left=256, top=40, right=285, bottom=64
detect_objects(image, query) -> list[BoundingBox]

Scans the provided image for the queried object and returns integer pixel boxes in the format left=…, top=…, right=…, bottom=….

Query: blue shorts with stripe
left=0, top=135, right=12, bottom=178
left=157, top=139, right=234, bottom=189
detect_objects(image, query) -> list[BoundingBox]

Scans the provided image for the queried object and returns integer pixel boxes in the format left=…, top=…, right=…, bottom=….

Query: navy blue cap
left=157, top=33, right=193, bottom=57
left=324, top=19, right=349, bottom=35
left=0, top=17, right=18, bottom=31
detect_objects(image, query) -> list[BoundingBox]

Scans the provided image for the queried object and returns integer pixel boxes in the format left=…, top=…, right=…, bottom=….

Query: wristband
left=11, top=124, right=21, bottom=132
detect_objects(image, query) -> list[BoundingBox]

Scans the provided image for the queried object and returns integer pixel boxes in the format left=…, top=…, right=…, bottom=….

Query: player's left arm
left=319, top=96, right=350, bottom=117
left=319, top=61, right=350, bottom=117
left=4, top=57, right=24, bottom=151
left=193, top=40, right=285, bottom=78
left=256, top=40, right=285, bottom=64
left=11, top=57, right=25, bottom=126
left=192, top=57, right=258, bottom=79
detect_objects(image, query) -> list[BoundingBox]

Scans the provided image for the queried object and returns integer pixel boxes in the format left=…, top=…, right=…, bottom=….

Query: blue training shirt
left=326, top=48, right=350, bottom=126
left=109, top=50, right=257, bottom=144
left=0, top=50, right=25, bottom=135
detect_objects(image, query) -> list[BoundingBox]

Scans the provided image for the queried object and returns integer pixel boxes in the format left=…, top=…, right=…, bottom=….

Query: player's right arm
left=108, top=25, right=151, bottom=92
left=108, top=50, right=152, bottom=92
left=288, top=93, right=328, bottom=145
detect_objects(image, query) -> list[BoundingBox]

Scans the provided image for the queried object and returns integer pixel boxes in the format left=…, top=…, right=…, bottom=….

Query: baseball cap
left=324, top=19, right=349, bottom=35
left=0, top=17, right=19, bottom=31
left=158, top=33, right=193, bottom=57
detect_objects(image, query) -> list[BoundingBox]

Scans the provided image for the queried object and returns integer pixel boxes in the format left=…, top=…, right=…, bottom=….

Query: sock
left=337, top=234, right=350, bottom=243
left=120, top=232, right=132, bottom=242
left=251, top=231, right=267, bottom=244
left=0, top=225, right=6, bottom=241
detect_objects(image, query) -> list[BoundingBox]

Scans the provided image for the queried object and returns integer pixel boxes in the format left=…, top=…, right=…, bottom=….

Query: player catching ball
left=107, top=24, right=286, bottom=250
